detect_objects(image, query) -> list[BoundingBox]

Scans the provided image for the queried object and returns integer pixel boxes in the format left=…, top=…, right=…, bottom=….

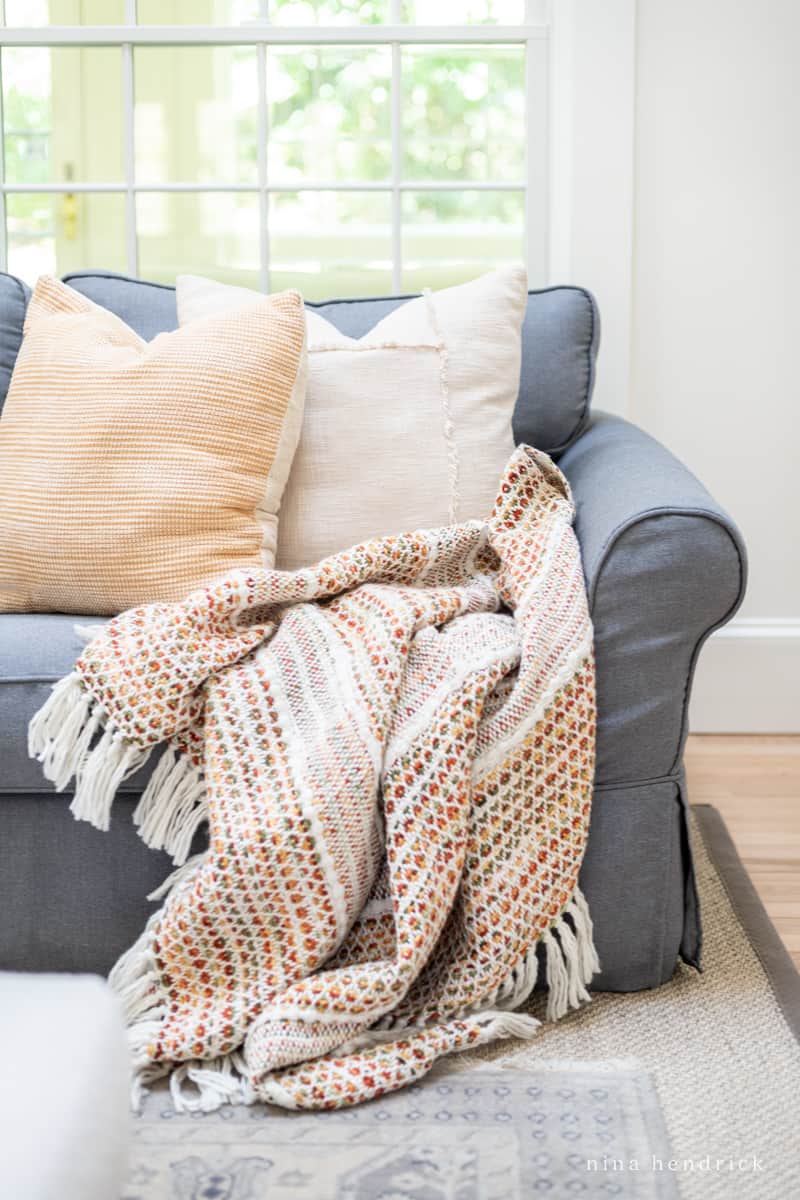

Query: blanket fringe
left=28, top=674, right=95, bottom=790
left=147, top=852, right=205, bottom=903
left=170, top=1052, right=254, bottom=1114
left=109, top=852, right=209, bottom=1110
left=29, top=672, right=150, bottom=830
left=542, top=887, right=601, bottom=1021
left=568, top=888, right=602, bottom=983
left=475, top=1009, right=541, bottom=1042
left=70, top=726, right=147, bottom=830
left=133, top=747, right=207, bottom=866
left=108, top=912, right=171, bottom=1110
left=491, top=939, right=540, bottom=1012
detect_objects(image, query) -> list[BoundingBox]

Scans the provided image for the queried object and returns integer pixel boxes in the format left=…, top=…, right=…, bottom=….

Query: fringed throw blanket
left=29, top=446, right=597, bottom=1113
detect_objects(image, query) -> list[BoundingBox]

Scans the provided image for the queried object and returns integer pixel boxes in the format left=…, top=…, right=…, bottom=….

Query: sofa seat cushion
left=1, top=613, right=156, bottom=793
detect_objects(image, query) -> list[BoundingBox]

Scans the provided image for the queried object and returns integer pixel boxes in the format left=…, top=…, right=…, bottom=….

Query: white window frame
left=0, top=0, right=636, bottom=417
left=0, top=0, right=549, bottom=294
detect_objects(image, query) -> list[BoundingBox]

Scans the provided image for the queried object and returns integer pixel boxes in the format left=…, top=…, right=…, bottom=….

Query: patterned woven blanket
left=30, top=445, right=597, bottom=1113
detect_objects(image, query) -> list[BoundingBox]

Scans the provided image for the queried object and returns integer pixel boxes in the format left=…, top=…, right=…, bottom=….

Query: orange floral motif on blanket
left=30, top=445, right=597, bottom=1112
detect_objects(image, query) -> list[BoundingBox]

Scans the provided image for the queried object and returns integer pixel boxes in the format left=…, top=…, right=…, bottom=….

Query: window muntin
left=0, top=1, right=546, bottom=295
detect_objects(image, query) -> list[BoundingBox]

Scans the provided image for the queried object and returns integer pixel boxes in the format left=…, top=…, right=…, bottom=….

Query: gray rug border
left=692, top=802, right=800, bottom=1043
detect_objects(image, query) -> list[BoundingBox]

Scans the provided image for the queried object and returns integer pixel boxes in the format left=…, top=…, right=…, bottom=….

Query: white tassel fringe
left=147, top=852, right=205, bottom=903
left=542, top=886, right=600, bottom=1022
left=29, top=673, right=87, bottom=766
left=108, top=912, right=170, bottom=1110
left=170, top=1053, right=254, bottom=1114
left=29, top=672, right=150, bottom=831
left=567, top=888, right=602, bottom=982
left=133, top=747, right=207, bottom=865
left=29, top=672, right=206, bottom=851
left=70, top=727, right=148, bottom=830
left=109, top=914, right=163, bottom=1027
left=109, top=854, right=208, bottom=1110
left=491, top=940, right=540, bottom=1012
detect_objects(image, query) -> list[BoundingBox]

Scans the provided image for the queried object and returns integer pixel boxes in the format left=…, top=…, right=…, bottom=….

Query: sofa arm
left=559, top=412, right=747, bottom=785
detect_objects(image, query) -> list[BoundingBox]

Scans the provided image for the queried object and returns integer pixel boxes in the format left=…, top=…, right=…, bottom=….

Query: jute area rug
left=469, top=805, right=800, bottom=1199
left=125, top=806, right=800, bottom=1200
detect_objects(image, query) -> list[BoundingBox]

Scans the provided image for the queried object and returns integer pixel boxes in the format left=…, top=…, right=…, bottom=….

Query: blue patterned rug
left=124, top=1060, right=677, bottom=1200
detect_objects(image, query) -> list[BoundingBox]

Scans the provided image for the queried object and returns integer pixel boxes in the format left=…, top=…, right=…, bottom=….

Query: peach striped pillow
left=0, top=276, right=307, bottom=615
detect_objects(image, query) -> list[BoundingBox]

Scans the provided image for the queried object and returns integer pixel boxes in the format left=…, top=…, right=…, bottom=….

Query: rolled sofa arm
left=559, top=411, right=747, bottom=785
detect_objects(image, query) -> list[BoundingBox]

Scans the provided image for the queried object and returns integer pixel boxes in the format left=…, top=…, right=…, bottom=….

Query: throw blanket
left=29, top=446, right=597, bottom=1113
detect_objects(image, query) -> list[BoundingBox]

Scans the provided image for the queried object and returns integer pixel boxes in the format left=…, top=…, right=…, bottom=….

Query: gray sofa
left=0, top=269, right=747, bottom=992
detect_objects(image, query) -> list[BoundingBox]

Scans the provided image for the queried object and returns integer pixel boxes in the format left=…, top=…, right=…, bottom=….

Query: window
left=0, top=1, right=549, bottom=298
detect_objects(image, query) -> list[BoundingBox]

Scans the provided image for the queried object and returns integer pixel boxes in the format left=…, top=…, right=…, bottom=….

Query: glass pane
left=137, top=192, right=260, bottom=287
left=401, top=46, right=525, bottom=182
left=268, top=47, right=391, bottom=184
left=135, top=47, right=258, bottom=184
left=270, top=1, right=389, bottom=25
left=401, top=189, right=524, bottom=292
left=401, top=0, right=525, bottom=21
left=136, top=0, right=259, bottom=22
left=2, top=48, right=123, bottom=184
left=6, top=192, right=128, bottom=284
left=269, top=191, right=392, bottom=299
left=3, top=0, right=125, bottom=23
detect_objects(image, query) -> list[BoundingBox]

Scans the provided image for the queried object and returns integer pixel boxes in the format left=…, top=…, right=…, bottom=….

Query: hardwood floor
left=685, top=734, right=800, bottom=968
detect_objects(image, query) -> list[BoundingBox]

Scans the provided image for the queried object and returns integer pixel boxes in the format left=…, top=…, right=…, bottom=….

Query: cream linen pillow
left=0, top=276, right=307, bottom=614
left=178, top=267, right=527, bottom=571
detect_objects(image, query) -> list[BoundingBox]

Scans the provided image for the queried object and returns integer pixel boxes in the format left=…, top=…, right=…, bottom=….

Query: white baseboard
left=689, top=619, right=800, bottom=733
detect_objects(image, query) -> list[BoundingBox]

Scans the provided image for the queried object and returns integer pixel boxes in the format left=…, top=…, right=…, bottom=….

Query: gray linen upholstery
left=63, top=270, right=177, bottom=341
left=560, top=412, right=747, bottom=976
left=0, top=269, right=746, bottom=992
left=0, top=796, right=180, bottom=973
left=0, top=272, right=28, bottom=409
left=560, top=413, right=747, bottom=783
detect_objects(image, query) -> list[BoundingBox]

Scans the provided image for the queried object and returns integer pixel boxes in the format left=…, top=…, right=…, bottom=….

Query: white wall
left=629, top=0, right=800, bottom=730
left=548, top=0, right=636, bottom=420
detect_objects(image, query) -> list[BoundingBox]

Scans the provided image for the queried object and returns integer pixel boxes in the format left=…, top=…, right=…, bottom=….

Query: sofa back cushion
left=0, top=269, right=598, bottom=456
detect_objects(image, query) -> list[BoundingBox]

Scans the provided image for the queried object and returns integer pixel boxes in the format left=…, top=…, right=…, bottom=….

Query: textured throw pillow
left=178, top=267, right=527, bottom=571
left=0, top=276, right=307, bottom=614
